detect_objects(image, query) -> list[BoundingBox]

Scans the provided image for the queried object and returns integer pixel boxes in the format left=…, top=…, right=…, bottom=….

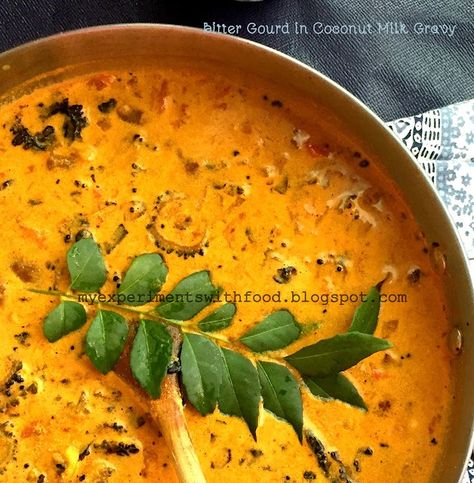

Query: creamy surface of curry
left=0, top=65, right=455, bottom=482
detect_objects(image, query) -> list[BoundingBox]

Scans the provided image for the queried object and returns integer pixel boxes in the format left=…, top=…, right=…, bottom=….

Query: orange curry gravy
left=0, top=65, right=454, bottom=482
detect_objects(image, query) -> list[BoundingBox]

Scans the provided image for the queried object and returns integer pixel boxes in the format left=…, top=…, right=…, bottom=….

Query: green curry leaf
left=85, top=310, right=128, bottom=374
left=181, top=333, right=222, bottom=415
left=43, top=301, right=87, bottom=342
left=118, top=253, right=168, bottom=306
left=198, top=303, right=236, bottom=332
left=240, top=310, right=301, bottom=352
left=218, top=348, right=260, bottom=438
left=67, top=238, right=107, bottom=292
left=304, top=374, right=367, bottom=410
left=130, top=319, right=172, bottom=398
left=348, top=286, right=381, bottom=334
left=257, top=361, right=303, bottom=441
left=285, top=333, right=392, bottom=377
left=155, top=270, right=219, bottom=321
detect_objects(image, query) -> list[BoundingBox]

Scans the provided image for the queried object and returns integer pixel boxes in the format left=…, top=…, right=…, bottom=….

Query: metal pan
left=0, top=24, right=472, bottom=482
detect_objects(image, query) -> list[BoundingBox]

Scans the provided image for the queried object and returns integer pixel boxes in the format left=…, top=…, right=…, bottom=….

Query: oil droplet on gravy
left=0, top=66, right=455, bottom=482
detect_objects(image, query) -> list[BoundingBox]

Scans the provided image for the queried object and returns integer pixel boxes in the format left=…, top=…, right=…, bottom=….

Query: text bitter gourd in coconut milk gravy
left=0, top=64, right=455, bottom=483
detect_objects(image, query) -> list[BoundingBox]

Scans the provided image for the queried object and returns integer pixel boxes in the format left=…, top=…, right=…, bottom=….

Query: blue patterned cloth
left=387, top=100, right=474, bottom=261
left=465, top=458, right=474, bottom=483
left=388, top=100, right=474, bottom=482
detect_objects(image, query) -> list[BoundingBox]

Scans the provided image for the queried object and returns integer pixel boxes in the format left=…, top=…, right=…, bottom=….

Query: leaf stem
left=184, top=328, right=231, bottom=344
left=28, top=288, right=230, bottom=341
left=28, top=288, right=182, bottom=325
left=29, top=288, right=63, bottom=296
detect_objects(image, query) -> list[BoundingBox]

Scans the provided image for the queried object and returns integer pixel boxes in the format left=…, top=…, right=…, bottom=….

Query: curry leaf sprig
left=32, top=237, right=392, bottom=441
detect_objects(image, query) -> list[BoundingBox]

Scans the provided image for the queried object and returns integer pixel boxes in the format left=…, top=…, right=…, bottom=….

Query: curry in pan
left=0, top=65, right=456, bottom=482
